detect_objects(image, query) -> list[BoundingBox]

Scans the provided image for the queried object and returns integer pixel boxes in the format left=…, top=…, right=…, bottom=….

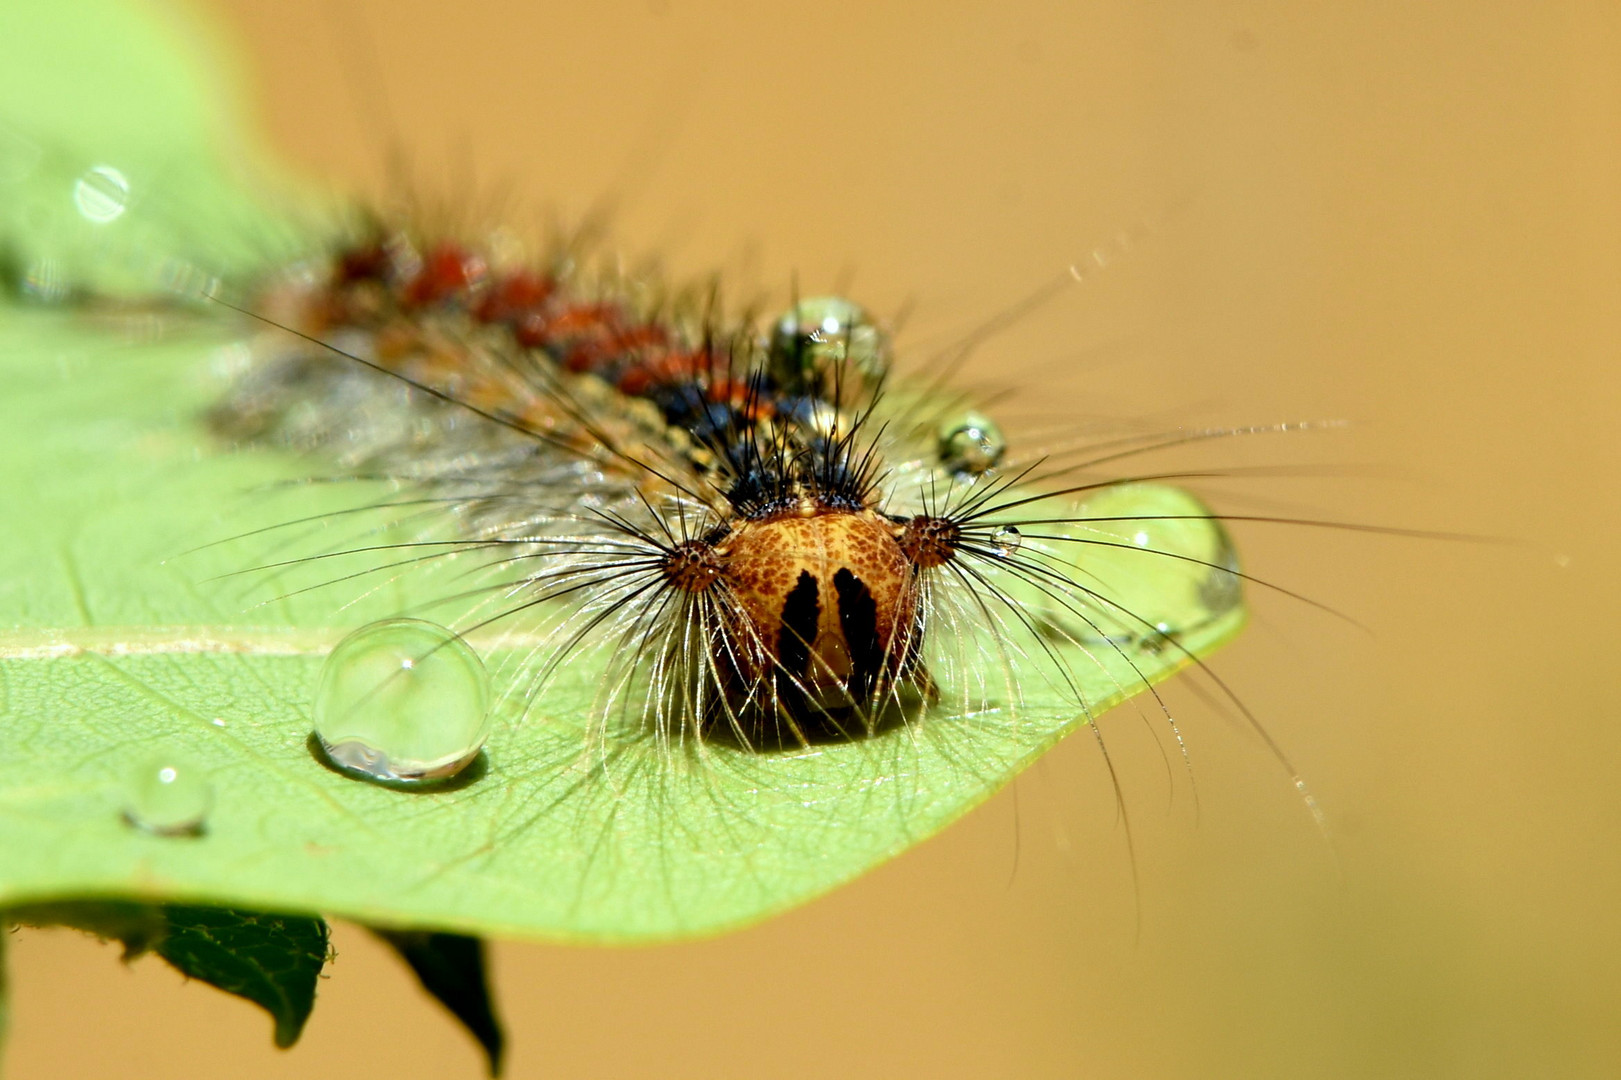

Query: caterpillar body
left=208, top=221, right=1248, bottom=761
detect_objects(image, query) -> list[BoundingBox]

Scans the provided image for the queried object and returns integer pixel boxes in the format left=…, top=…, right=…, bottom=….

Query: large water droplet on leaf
left=1069, top=482, right=1241, bottom=644
left=994, top=483, right=1241, bottom=649
left=313, top=619, right=491, bottom=784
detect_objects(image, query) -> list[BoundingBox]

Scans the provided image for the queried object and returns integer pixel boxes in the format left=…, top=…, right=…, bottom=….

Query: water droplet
left=1068, top=483, right=1242, bottom=644
left=123, top=756, right=213, bottom=836
left=768, top=296, right=890, bottom=392
left=314, top=619, right=491, bottom=784
left=72, top=163, right=130, bottom=225
left=938, top=411, right=1006, bottom=477
left=991, top=525, right=1022, bottom=556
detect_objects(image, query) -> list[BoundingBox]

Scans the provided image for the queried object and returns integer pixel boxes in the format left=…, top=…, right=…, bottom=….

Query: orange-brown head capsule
left=701, top=507, right=920, bottom=719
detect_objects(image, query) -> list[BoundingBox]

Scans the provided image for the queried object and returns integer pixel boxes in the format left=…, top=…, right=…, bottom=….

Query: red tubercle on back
left=403, top=243, right=489, bottom=306
left=474, top=270, right=555, bottom=324
left=295, top=229, right=776, bottom=452
left=614, top=348, right=709, bottom=396
left=567, top=324, right=669, bottom=378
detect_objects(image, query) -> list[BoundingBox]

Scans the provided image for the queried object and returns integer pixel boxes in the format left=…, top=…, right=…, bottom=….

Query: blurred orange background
left=7, top=1, right=1619, bottom=1077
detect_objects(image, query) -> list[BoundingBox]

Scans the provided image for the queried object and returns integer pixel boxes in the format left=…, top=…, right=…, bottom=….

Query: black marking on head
left=778, top=570, right=821, bottom=678
left=833, top=567, right=882, bottom=699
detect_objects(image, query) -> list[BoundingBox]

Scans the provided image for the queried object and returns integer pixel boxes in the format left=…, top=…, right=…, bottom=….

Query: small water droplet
left=938, top=411, right=1006, bottom=477
left=313, top=619, right=491, bottom=784
left=72, top=163, right=130, bottom=224
left=123, top=756, right=213, bottom=836
left=991, top=525, right=1022, bottom=556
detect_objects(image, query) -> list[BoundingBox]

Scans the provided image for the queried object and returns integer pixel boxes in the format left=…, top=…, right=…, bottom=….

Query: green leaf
left=0, top=308, right=1243, bottom=941
left=5, top=900, right=169, bottom=959
left=374, top=929, right=504, bottom=1076
left=154, top=907, right=329, bottom=1049
left=0, top=0, right=1248, bottom=945
left=6, top=901, right=329, bottom=1048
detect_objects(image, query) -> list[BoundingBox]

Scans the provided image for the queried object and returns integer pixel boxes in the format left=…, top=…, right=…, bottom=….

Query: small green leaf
left=6, top=900, right=168, bottom=959
left=375, top=929, right=505, bottom=1076
left=6, top=900, right=329, bottom=1048
left=154, top=906, right=329, bottom=1049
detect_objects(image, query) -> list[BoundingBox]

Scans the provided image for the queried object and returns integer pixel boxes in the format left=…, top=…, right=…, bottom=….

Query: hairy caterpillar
left=0, top=0, right=1368, bottom=901
left=0, top=0, right=1345, bottom=937
left=0, top=0, right=1334, bottom=831
left=206, top=219, right=1267, bottom=765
